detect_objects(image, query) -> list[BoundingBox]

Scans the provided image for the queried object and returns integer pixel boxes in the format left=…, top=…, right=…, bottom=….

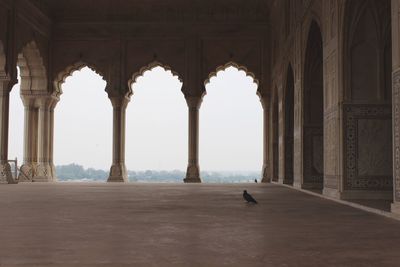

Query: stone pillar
left=19, top=96, right=38, bottom=182
left=392, top=0, right=400, bottom=214
left=34, top=96, right=57, bottom=182
left=108, top=96, right=129, bottom=182
left=184, top=96, right=202, bottom=183
left=0, top=80, right=15, bottom=184
left=48, top=104, right=57, bottom=179
left=260, top=95, right=271, bottom=183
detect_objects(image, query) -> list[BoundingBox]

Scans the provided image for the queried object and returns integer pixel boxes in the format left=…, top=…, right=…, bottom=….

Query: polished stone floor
left=1, top=183, right=400, bottom=267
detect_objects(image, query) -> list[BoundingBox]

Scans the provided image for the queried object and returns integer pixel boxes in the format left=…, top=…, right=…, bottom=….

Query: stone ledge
left=274, top=182, right=400, bottom=222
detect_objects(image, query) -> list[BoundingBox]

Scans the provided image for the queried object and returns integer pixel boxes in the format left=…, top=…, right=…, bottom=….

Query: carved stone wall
left=303, top=126, right=323, bottom=187
left=323, top=106, right=340, bottom=191
left=393, top=69, right=400, bottom=202
left=343, top=104, right=392, bottom=191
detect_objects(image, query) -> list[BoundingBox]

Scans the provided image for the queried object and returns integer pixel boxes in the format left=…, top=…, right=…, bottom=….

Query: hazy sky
left=8, top=66, right=262, bottom=172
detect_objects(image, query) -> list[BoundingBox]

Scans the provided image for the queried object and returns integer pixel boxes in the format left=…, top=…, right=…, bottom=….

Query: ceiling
left=30, top=0, right=270, bottom=23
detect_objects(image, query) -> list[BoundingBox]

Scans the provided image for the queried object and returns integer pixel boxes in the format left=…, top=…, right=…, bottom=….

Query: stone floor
left=1, top=183, right=400, bottom=267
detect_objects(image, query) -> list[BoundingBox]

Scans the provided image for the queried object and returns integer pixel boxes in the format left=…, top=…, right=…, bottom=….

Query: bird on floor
left=243, top=190, right=258, bottom=204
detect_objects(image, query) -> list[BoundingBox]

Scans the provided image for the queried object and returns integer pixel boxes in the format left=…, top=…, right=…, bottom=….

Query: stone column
left=0, top=80, right=15, bottom=183
left=184, top=96, right=202, bottom=183
left=34, top=96, right=57, bottom=182
left=48, top=103, right=57, bottom=179
left=392, top=0, right=400, bottom=214
left=19, top=96, right=38, bottom=181
left=260, top=95, right=271, bottom=183
left=108, top=96, right=129, bottom=182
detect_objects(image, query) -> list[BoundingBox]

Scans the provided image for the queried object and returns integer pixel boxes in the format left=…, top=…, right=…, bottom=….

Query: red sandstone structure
left=0, top=0, right=399, bottom=216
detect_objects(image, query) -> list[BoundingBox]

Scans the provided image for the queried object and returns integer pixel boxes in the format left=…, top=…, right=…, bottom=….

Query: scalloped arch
left=128, top=61, right=183, bottom=95
left=54, top=61, right=106, bottom=97
left=205, top=62, right=259, bottom=87
left=17, top=41, right=47, bottom=92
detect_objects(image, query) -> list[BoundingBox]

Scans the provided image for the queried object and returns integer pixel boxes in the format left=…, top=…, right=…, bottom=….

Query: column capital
left=185, top=95, right=203, bottom=109
left=35, top=95, right=59, bottom=109
left=109, top=95, right=130, bottom=109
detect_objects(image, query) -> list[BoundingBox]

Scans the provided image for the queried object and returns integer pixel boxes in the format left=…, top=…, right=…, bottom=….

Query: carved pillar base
left=33, top=163, right=56, bottom=182
left=261, top=164, right=270, bottom=183
left=108, top=163, right=128, bottom=182
left=18, top=163, right=35, bottom=182
left=391, top=203, right=400, bottom=215
left=108, top=96, right=129, bottom=183
left=49, top=163, right=57, bottom=180
left=184, top=164, right=201, bottom=183
left=0, top=161, right=16, bottom=184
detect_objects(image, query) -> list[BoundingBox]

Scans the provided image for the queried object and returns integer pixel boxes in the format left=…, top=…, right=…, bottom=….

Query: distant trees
left=56, top=163, right=259, bottom=183
left=56, top=164, right=108, bottom=181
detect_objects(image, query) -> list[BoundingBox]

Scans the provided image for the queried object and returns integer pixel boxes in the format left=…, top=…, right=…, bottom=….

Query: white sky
left=8, top=66, right=262, bottom=172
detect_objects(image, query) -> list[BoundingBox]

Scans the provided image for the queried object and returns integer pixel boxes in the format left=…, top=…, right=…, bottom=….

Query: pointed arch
left=283, top=63, right=294, bottom=185
left=126, top=60, right=186, bottom=174
left=128, top=61, right=183, bottom=96
left=303, top=19, right=324, bottom=189
left=343, top=0, right=391, bottom=102
left=17, top=41, right=47, bottom=92
left=272, top=86, right=279, bottom=182
left=205, top=62, right=259, bottom=87
left=54, top=61, right=106, bottom=97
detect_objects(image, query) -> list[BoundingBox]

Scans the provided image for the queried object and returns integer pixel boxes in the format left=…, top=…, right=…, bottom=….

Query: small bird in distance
left=243, top=190, right=258, bottom=204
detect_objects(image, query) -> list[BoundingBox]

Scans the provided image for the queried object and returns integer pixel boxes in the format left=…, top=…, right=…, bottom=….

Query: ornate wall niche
left=343, top=0, right=391, bottom=104
left=302, top=20, right=324, bottom=189
left=284, top=64, right=294, bottom=184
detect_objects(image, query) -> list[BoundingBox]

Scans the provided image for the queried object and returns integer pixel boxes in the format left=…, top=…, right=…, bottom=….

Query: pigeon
left=243, top=190, right=258, bottom=204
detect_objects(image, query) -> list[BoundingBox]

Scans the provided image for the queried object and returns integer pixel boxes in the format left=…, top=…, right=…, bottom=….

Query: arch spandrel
left=53, top=61, right=107, bottom=98
left=128, top=61, right=183, bottom=98
left=16, top=41, right=48, bottom=93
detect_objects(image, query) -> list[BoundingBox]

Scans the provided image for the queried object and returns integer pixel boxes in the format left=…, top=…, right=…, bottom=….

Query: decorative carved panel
left=393, top=69, right=400, bottom=201
left=343, top=104, right=392, bottom=191
left=324, top=106, right=339, bottom=189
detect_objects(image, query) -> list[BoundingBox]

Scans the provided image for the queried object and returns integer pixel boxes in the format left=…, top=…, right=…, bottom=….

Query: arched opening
left=13, top=41, right=48, bottom=182
left=343, top=0, right=392, bottom=200
left=8, top=67, right=23, bottom=179
left=54, top=66, right=111, bottom=182
left=272, top=87, right=279, bottom=182
left=126, top=64, right=186, bottom=182
left=201, top=64, right=262, bottom=183
left=303, top=20, right=324, bottom=190
left=284, top=64, right=294, bottom=185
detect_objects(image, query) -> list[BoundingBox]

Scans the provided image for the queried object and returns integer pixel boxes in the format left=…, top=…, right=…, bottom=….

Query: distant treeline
left=56, top=163, right=260, bottom=183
